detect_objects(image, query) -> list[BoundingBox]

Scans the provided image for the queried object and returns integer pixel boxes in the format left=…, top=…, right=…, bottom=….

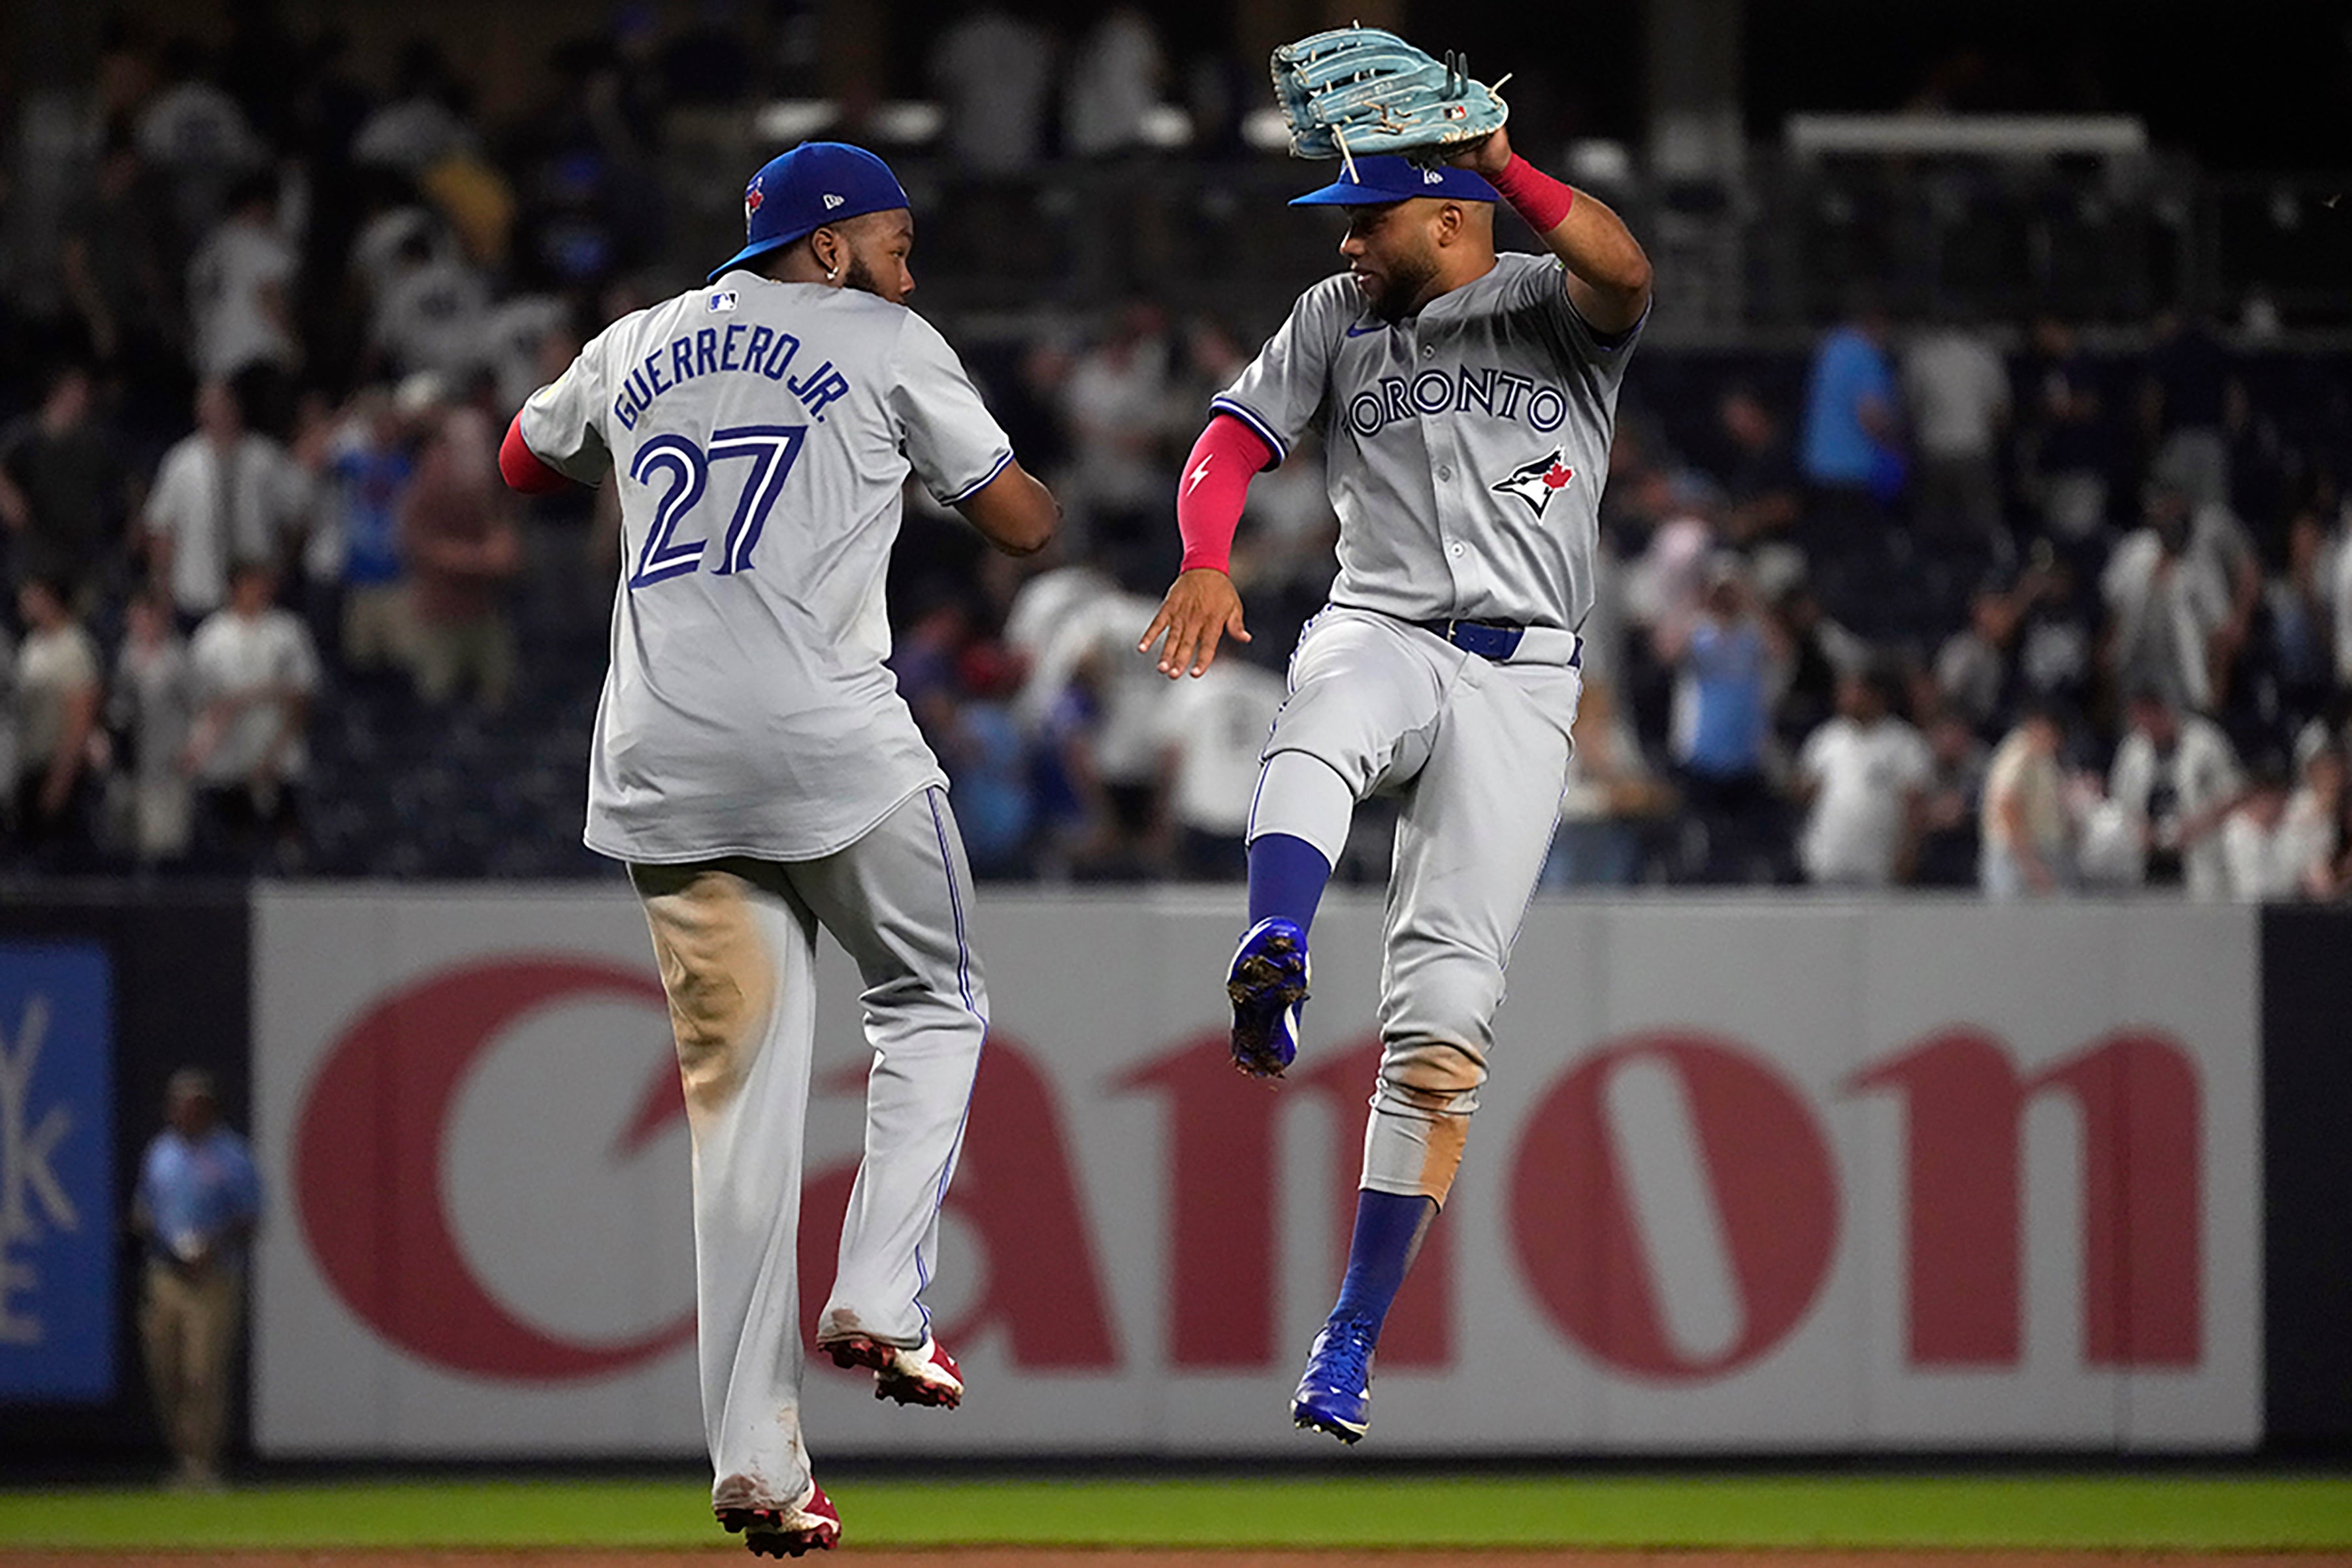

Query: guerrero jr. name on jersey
left=1339, top=363, right=1575, bottom=440
left=1491, top=449, right=1576, bottom=517
left=613, top=317, right=853, bottom=433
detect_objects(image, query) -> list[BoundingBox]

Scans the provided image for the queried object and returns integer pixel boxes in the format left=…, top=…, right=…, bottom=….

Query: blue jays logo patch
left=744, top=175, right=764, bottom=227
left=1492, top=450, right=1576, bottom=515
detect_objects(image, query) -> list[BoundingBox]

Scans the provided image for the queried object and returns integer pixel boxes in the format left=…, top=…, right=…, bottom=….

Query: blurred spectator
left=1544, top=675, right=1667, bottom=888
left=1792, top=666, right=1932, bottom=889
left=1797, top=295, right=1903, bottom=601
left=7, top=576, right=103, bottom=870
left=1901, top=316, right=2010, bottom=570
left=2338, top=502, right=2352, bottom=694
left=932, top=5, right=1056, bottom=174
left=2277, top=737, right=2347, bottom=900
left=2259, top=509, right=2336, bottom=727
left=1027, top=590, right=1168, bottom=878
left=1914, top=711, right=1988, bottom=887
left=1156, top=658, right=1284, bottom=881
left=2102, top=483, right=2234, bottom=715
left=323, top=385, right=417, bottom=675
left=1063, top=8, right=1166, bottom=158
left=1660, top=557, right=1778, bottom=882
left=135, top=37, right=267, bottom=248
left=2218, top=762, right=2297, bottom=901
left=2107, top=687, right=2247, bottom=899
left=59, top=136, right=181, bottom=379
left=398, top=398, right=518, bottom=709
left=185, top=560, right=318, bottom=872
left=108, top=594, right=197, bottom=866
left=941, top=644, right=1038, bottom=882
left=1766, top=578, right=1865, bottom=749
left=0, top=363, right=128, bottom=606
left=131, top=1067, right=259, bottom=1491
left=2141, top=310, right=2234, bottom=512
left=1710, top=387, right=1801, bottom=546
left=1979, top=704, right=2071, bottom=898
left=187, top=172, right=299, bottom=384
left=1934, top=576, right=2022, bottom=735
left=142, top=380, right=308, bottom=624
left=2017, top=317, right=2112, bottom=559
left=369, top=231, right=491, bottom=383
left=352, top=40, right=480, bottom=174
left=1061, top=303, right=1173, bottom=578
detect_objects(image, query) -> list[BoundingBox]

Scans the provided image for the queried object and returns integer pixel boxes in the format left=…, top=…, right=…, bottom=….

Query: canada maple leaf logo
left=1490, top=449, right=1576, bottom=516
left=745, top=178, right=764, bottom=224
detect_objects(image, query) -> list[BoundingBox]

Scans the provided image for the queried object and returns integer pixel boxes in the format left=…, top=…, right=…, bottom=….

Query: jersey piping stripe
left=924, top=786, right=979, bottom=1017
left=938, top=448, right=1015, bottom=507
left=1209, top=397, right=1289, bottom=463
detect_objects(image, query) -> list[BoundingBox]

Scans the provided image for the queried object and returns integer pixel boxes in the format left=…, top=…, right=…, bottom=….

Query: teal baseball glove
left=1270, top=25, right=1511, bottom=165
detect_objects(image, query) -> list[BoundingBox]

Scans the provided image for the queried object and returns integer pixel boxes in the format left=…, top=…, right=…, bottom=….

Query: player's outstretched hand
left=1138, top=568, right=1251, bottom=679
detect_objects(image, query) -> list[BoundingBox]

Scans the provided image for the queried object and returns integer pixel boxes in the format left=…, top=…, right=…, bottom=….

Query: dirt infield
left=3, top=1552, right=2334, bottom=1566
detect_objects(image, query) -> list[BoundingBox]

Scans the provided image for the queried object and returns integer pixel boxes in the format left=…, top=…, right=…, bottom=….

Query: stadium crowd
left=1, top=8, right=2349, bottom=898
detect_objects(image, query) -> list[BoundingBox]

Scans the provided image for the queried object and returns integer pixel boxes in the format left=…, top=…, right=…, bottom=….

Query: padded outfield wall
left=3, top=887, right=2347, bottom=1460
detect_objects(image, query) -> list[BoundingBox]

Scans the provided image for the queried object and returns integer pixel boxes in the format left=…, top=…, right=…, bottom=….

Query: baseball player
left=1137, top=122, right=1651, bottom=1442
left=500, top=142, right=1057, bottom=1556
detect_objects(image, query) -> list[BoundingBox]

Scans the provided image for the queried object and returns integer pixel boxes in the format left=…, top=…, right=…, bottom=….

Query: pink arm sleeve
left=1175, top=414, right=1277, bottom=574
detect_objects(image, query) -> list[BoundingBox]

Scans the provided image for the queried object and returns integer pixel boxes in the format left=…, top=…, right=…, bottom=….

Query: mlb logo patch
left=708, top=291, right=738, bottom=313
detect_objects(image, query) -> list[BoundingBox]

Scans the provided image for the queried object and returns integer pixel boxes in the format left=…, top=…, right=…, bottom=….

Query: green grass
left=2, top=1473, right=2349, bottom=1550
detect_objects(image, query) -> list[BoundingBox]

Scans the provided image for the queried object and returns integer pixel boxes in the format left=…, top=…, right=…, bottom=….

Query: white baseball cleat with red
left=716, top=1480, right=841, bottom=1558
left=818, top=1332, right=964, bottom=1408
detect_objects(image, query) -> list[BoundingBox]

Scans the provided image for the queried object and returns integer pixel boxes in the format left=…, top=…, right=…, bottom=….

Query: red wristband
left=1490, top=153, right=1574, bottom=233
left=1175, top=414, right=1276, bottom=574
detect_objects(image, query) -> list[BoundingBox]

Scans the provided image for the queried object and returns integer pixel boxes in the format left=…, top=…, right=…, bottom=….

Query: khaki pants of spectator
left=409, top=615, right=515, bottom=710
left=342, top=584, right=414, bottom=671
left=140, top=1260, right=242, bottom=1481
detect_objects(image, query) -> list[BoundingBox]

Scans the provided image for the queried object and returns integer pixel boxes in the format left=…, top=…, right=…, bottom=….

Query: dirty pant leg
left=634, top=859, right=819, bottom=1513
left=792, top=787, right=990, bottom=1350
left=1365, top=657, right=1582, bottom=1204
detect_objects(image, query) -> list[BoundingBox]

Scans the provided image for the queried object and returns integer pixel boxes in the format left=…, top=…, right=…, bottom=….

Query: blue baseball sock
left=1329, top=1189, right=1438, bottom=1336
left=1246, top=832, right=1332, bottom=933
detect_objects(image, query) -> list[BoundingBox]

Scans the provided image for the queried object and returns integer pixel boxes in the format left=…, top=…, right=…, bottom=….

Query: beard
left=840, top=252, right=884, bottom=298
left=1358, top=251, right=1441, bottom=323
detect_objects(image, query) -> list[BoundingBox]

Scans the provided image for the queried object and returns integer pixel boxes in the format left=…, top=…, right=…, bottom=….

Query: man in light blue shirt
left=132, top=1068, right=261, bottom=1488
left=1798, top=299, right=1905, bottom=630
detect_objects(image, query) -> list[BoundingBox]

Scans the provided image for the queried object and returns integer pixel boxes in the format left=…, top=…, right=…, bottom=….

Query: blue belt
left=1414, top=618, right=1579, bottom=666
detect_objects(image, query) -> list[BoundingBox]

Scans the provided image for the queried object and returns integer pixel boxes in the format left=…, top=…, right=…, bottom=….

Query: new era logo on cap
left=823, top=193, right=845, bottom=210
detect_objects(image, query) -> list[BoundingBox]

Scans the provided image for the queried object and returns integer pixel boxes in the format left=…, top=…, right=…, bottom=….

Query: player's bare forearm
left=956, top=461, right=1059, bottom=556
left=1452, top=125, right=1651, bottom=333
left=1137, top=567, right=1250, bottom=680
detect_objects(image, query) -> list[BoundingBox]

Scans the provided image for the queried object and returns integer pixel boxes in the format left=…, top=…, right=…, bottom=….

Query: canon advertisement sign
left=253, top=890, right=2259, bottom=1455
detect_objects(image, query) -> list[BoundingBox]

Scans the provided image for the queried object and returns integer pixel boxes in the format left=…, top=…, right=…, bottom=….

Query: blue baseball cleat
left=1226, top=917, right=1310, bottom=1077
left=1290, top=1315, right=1377, bottom=1443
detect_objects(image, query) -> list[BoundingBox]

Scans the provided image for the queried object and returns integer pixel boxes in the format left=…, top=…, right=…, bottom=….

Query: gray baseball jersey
left=1213, top=252, right=1644, bottom=632
left=518, top=269, right=1014, bottom=863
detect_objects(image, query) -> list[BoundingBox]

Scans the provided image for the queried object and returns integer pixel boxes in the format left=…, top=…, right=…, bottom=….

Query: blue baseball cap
left=1290, top=155, right=1499, bottom=208
left=709, top=141, right=911, bottom=284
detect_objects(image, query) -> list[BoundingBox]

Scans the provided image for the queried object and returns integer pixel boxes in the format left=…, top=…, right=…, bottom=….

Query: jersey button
left=1448, top=542, right=1466, bottom=558
left=1421, top=346, right=1435, bottom=360
left=1435, top=465, right=1453, bottom=481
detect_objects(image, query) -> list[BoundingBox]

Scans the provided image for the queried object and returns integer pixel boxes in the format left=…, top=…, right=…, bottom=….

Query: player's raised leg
left=1231, top=612, right=1447, bottom=1077
left=1293, top=653, right=1581, bottom=1442
left=632, top=862, right=839, bottom=1550
left=797, top=787, right=988, bottom=1409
